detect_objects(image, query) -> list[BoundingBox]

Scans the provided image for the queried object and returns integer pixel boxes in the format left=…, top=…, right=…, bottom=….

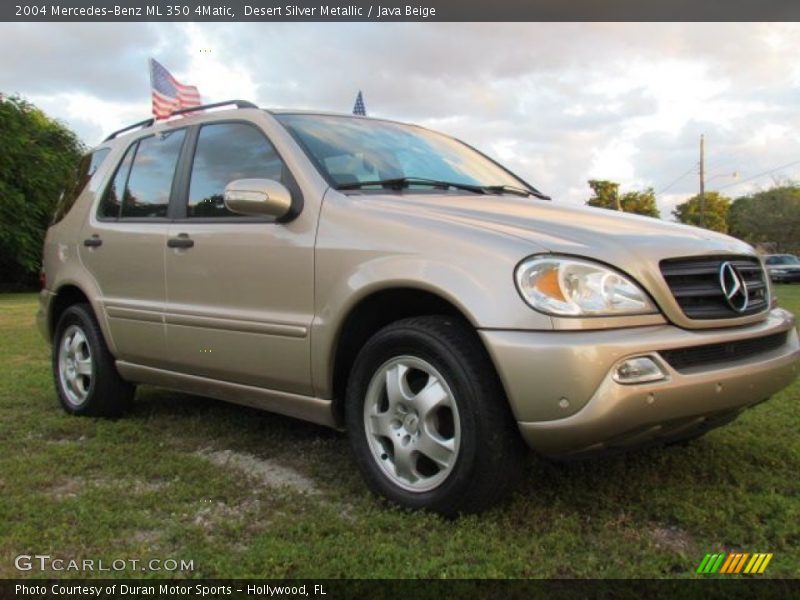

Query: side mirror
left=223, top=179, right=292, bottom=219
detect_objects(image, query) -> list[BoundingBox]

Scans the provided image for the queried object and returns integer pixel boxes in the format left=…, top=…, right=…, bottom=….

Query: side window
left=97, top=144, right=135, bottom=219
left=121, top=130, right=186, bottom=218
left=187, top=122, right=288, bottom=218
left=53, top=148, right=110, bottom=224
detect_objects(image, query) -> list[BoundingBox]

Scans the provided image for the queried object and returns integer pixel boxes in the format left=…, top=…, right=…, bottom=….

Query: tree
left=672, top=192, right=731, bottom=233
left=586, top=179, right=660, bottom=218
left=728, top=186, right=800, bottom=253
left=0, top=95, right=84, bottom=287
left=587, top=179, right=621, bottom=211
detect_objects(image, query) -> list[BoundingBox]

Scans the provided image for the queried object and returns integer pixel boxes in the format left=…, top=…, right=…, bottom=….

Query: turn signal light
left=612, top=356, right=666, bottom=384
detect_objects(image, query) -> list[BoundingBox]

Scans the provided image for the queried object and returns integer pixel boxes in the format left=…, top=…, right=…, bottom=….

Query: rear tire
left=52, top=303, right=135, bottom=417
left=345, top=316, right=525, bottom=515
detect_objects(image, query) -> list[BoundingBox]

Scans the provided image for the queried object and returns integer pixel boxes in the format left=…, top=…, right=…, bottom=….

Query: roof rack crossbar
left=103, top=118, right=155, bottom=142
left=168, top=99, right=258, bottom=117
left=101, top=100, right=258, bottom=143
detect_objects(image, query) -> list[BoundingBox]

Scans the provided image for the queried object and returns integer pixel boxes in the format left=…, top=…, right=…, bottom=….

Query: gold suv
left=39, top=100, right=799, bottom=514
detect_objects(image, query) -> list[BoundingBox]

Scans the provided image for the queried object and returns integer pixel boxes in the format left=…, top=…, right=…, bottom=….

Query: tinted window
left=187, top=123, right=286, bottom=218
left=97, top=144, right=135, bottom=219
left=121, top=130, right=186, bottom=219
left=53, top=148, right=110, bottom=223
left=276, top=114, right=529, bottom=191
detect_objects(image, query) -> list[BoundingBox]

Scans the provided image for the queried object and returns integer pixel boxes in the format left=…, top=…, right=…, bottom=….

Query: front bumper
left=480, top=308, right=800, bottom=457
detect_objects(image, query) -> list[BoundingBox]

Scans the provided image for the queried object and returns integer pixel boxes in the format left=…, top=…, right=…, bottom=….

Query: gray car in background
left=765, top=254, right=800, bottom=283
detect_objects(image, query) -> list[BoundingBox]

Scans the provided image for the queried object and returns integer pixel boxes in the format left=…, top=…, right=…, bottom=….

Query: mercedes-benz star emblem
left=719, top=262, right=749, bottom=313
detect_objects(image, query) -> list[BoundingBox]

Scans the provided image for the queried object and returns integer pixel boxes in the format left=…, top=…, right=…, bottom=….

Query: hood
left=359, top=193, right=754, bottom=261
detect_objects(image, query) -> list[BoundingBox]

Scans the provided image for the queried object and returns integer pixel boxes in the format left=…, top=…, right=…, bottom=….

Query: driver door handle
left=167, top=234, right=194, bottom=249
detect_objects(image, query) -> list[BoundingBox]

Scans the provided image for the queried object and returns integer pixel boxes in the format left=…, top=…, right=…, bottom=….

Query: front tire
left=345, top=316, right=525, bottom=515
left=53, top=303, right=135, bottom=417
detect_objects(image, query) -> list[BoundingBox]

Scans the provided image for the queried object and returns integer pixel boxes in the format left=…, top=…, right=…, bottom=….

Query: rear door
left=79, top=129, right=187, bottom=365
left=162, top=121, right=315, bottom=394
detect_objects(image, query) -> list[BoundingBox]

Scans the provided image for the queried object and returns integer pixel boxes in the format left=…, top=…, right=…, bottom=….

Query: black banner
left=3, top=0, right=800, bottom=22
left=3, top=579, right=800, bottom=600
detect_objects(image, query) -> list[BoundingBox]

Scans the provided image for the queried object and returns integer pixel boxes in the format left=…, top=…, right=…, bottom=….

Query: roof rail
left=103, top=118, right=155, bottom=142
left=102, top=100, right=258, bottom=142
left=169, top=99, right=258, bottom=117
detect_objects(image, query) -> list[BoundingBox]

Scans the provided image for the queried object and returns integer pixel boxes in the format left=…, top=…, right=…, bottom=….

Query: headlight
left=515, top=256, right=657, bottom=316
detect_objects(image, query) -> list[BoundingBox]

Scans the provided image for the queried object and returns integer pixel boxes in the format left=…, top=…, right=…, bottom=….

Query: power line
left=716, top=158, right=800, bottom=191
left=655, top=146, right=741, bottom=197
left=655, top=165, right=696, bottom=196
left=703, top=145, right=750, bottom=174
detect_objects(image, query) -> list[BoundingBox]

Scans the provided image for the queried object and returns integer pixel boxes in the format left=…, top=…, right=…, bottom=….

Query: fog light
left=613, top=356, right=666, bottom=384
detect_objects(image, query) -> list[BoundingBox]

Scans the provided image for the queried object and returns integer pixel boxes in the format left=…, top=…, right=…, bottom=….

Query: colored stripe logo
left=696, top=552, right=773, bottom=574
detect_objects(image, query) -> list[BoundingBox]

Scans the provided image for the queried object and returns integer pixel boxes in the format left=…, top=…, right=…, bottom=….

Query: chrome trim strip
left=164, top=313, right=308, bottom=337
left=106, top=306, right=163, bottom=323
left=102, top=298, right=308, bottom=337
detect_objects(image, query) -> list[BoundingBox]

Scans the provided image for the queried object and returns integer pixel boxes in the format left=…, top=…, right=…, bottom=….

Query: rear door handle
left=83, top=237, right=102, bottom=248
left=167, top=235, right=194, bottom=249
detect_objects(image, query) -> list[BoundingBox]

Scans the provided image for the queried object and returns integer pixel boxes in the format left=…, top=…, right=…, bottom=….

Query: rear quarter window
left=51, top=148, right=110, bottom=224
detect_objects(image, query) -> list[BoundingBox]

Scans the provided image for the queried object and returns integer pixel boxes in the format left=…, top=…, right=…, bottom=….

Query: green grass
left=1, top=289, right=799, bottom=579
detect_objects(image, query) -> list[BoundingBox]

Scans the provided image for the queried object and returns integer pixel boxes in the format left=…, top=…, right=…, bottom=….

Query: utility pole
left=699, top=134, right=706, bottom=228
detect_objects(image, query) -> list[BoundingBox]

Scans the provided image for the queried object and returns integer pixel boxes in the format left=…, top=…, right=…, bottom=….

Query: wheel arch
left=49, top=282, right=117, bottom=356
left=50, top=284, right=91, bottom=336
left=328, top=286, right=500, bottom=426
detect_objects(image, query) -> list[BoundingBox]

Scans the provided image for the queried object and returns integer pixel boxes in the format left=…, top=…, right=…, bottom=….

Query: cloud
left=0, top=23, right=190, bottom=99
left=2, top=22, right=799, bottom=213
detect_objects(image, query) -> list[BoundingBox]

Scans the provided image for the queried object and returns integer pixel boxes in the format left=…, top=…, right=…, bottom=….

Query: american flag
left=352, top=90, right=366, bottom=116
left=149, top=58, right=201, bottom=119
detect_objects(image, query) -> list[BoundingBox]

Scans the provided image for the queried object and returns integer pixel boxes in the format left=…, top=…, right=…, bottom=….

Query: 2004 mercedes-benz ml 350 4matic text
left=39, top=100, right=800, bottom=514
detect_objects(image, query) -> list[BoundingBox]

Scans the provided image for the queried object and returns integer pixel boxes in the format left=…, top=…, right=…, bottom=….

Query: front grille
left=660, top=255, right=769, bottom=319
left=659, top=331, right=787, bottom=372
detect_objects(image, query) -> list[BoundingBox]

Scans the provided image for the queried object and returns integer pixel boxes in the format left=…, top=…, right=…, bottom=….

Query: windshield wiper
left=483, top=184, right=551, bottom=200
left=336, top=177, right=551, bottom=200
left=336, top=177, right=486, bottom=194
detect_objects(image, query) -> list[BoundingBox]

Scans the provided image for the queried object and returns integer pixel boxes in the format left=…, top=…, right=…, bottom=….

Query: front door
left=163, top=121, right=315, bottom=395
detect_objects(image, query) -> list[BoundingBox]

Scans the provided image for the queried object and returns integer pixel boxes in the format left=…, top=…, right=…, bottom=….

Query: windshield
left=768, top=255, right=800, bottom=265
left=276, top=113, right=535, bottom=193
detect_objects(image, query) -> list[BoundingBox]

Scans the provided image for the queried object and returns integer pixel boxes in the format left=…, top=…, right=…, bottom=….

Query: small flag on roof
left=352, top=90, right=366, bottom=116
left=149, top=58, right=202, bottom=119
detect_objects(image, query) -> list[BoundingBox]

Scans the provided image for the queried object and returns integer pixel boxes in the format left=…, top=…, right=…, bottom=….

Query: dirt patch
left=195, top=448, right=319, bottom=495
left=192, top=498, right=262, bottom=532
left=49, top=477, right=86, bottom=500
left=46, top=476, right=168, bottom=500
left=128, top=480, right=168, bottom=494
left=649, top=525, right=695, bottom=553
left=47, top=435, right=89, bottom=445
left=130, top=529, right=162, bottom=545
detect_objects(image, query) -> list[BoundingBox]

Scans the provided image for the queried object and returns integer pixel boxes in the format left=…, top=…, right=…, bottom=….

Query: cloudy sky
left=2, top=22, right=799, bottom=217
